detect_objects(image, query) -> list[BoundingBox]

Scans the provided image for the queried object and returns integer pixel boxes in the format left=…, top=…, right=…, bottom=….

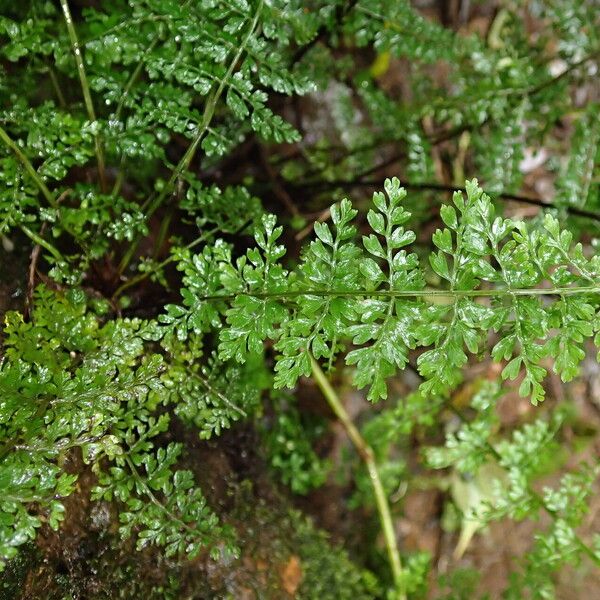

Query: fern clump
left=168, top=178, right=599, bottom=404
left=0, top=288, right=235, bottom=565
left=0, top=0, right=599, bottom=597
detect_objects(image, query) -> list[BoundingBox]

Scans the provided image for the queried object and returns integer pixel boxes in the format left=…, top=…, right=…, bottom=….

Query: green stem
left=146, top=0, right=262, bottom=219
left=112, top=1, right=192, bottom=121
left=114, top=38, right=159, bottom=121
left=19, top=225, right=65, bottom=263
left=0, top=126, right=91, bottom=255
left=123, top=456, right=199, bottom=535
left=111, top=158, right=126, bottom=197
left=48, top=65, right=67, bottom=108
left=59, top=0, right=107, bottom=191
left=310, top=355, right=405, bottom=599
left=111, top=227, right=218, bottom=299
left=153, top=210, right=173, bottom=259
left=192, top=285, right=600, bottom=304
left=117, top=0, right=264, bottom=275
left=194, top=373, right=247, bottom=417
left=0, top=125, right=57, bottom=208
left=450, top=406, right=600, bottom=567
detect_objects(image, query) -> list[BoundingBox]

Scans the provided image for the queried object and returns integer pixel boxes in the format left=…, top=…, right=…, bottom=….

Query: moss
left=0, top=544, right=39, bottom=600
left=224, top=482, right=380, bottom=599
left=293, top=514, right=380, bottom=599
left=1, top=478, right=379, bottom=600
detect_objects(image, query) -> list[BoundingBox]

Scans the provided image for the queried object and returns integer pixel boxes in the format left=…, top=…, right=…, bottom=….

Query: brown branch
left=260, top=145, right=299, bottom=216
left=527, top=49, right=600, bottom=97
left=25, top=225, right=45, bottom=319
left=25, top=189, right=72, bottom=319
left=287, top=179, right=600, bottom=222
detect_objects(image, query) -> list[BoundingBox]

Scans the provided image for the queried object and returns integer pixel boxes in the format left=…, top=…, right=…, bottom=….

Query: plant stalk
left=111, top=226, right=218, bottom=299
left=48, top=65, right=67, bottom=108
left=0, top=126, right=57, bottom=208
left=194, top=285, right=600, bottom=304
left=60, top=0, right=107, bottom=191
left=117, top=0, right=264, bottom=276
left=310, top=355, right=405, bottom=599
left=145, top=0, right=263, bottom=220
left=19, top=225, right=64, bottom=263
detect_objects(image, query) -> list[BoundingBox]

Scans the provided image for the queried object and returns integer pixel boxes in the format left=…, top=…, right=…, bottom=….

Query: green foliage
left=275, top=198, right=361, bottom=388
left=92, top=442, right=234, bottom=560
left=293, top=513, right=381, bottom=600
left=164, top=340, right=266, bottom=440
left=345, top=180, right=420, bottom=400
left=424, top=382, right=501, bottom=475
left=171, top=178, right=599, bottom=405
left=0, top=0, right=598, bottom=597
left=0, top=287, right=233, bottom=569
left=436, top=567, right=484, bottom=600
left=352, top=390, right=442, bottom=509
left=425, top=386, right=600, bottom=598
left=261, top=395, right=330, bottom=494
left=555, top=104, right=599, bottom=212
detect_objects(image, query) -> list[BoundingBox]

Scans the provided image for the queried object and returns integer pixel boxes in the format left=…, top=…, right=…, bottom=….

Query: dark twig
left=25, top=224, right=45, bottom=319
left=527, top=49, right=600, bottom=96
left=291, top=0, right=358, bottom=64
left=288, top=179, right=600, bottom=222
left=25, top=189, right=72, bottom=318
left=260, top=145, right=299, bottom=216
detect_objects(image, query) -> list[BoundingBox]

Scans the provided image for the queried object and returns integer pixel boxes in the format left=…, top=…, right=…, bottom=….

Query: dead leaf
left=281, top=555, right=302, bottom=596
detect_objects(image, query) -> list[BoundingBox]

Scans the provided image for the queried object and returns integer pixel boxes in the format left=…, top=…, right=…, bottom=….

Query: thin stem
left=59, top=0, right=107, bottom=191
left=194, top=373, right=247, bottom=417
left=153, top=210, right=173, bottom=259
left=19, top=225, right=64, bottom=263
left=124, top=455, right=199, bottom=535
left=0, top=127, right=90, bottom=253
left=528, top=488, right=600, bottom=567
left=114, top=37, right=160, bottom=121
left=145, top=0, right=263, bottom=220
left=0, top=125, right=57, bottom=208
left=113, top=0, right=193, bottom=121
left=48, top=66, right=67, bottom=108
left=451, top=407, right=600, bottom=567
left=287, top=179, right=600, bottom=223
left=111, top=227, right=218, bottom=299
left=310, top=356, right=405, bottom=599
left=111, top=158, right=126, bottom=197
left=526, top=49, right=600, bottom=96
left=117, top=0, right=264, bottom=276
left=192, top=285, right=600, bottom=304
